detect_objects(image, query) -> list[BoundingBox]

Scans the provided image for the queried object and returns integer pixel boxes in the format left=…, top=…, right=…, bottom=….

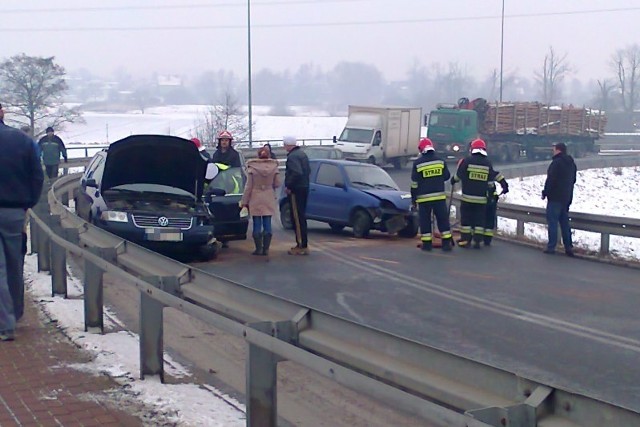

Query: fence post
left=49, top=215, right=68, bottom=298
left=140, top=290, right=164, bottom=382
left=84, top=248, right=104, bottom=333
left=246, top=322, right=278, bottom=427
left=516, top=219, right=525, bottom=237
left=600, top=233, right=610, bottom=257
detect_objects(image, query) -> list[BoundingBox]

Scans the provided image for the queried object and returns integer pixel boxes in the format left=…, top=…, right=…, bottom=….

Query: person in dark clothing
left=211, top=130, right=242, bottom=168
left=451, top=139, right=508, bottom=249
left=0, top=118, right=44, bottom=341
left=38, top=126, right=67, bottom=179
left=190, top=137, right=211, bottom=160
left=542, top=142, right=577, bottom=256
left=283, top=135, right=311, bottom=255
left=410, top=138, right=452, bottom=252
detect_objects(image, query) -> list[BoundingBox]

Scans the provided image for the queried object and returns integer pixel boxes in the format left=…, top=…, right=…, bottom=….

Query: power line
left=2, top=0, right=369, bottom=14
left=0, top=6, right=638, bottom=32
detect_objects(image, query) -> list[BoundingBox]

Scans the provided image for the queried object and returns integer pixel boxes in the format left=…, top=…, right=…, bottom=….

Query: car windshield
left=207, top=167, right=245, bottom=195
left=338, top=128, right=373, bottom=144
left=345, top=165, right=399, bottom=190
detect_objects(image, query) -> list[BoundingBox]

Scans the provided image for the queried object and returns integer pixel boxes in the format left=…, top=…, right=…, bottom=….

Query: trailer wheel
left=498, top=146, right=510, bottom=163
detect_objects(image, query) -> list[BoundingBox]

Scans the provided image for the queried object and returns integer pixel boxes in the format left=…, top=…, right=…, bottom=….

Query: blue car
left=279, top=159, right=418, bottom=238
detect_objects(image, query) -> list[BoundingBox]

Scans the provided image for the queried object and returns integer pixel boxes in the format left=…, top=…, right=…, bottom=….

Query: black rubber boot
left=252, top=233, right=263, bottom=255
left=473, top=234, right=482, bottom=249
left=442, top=238, right=452, bottom=252
left=261, top=233, right=272, bottom=256
left=421, top=241, right=432, bottom=251
left=484, top=236, right=492, bottom=246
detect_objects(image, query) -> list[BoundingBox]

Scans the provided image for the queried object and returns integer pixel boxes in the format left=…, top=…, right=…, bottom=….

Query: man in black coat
left=283, top=136, right=310, bottom=255
left=542, top=142, right=577, bottom=256
left=211, top=130, right=242, bottom=168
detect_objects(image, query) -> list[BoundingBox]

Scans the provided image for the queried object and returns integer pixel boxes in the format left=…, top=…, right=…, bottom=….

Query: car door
left=309, top=163, right=351, bottom=223
left=76, top=155, right=103, bottom=220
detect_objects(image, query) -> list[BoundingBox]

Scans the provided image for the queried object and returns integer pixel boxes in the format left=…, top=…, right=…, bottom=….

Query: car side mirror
left=205, top=163, right=219, bottom=181
left=85, top=178, right=97, bottom=188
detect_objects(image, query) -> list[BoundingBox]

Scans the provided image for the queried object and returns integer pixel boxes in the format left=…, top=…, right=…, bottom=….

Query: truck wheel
left=367, top=156, right=376, bottom=165
left=393, top=157, right=408, bottom=170
left=352, top=210, right=371, bottom=238
left=280, top=202, right=293, bottom=230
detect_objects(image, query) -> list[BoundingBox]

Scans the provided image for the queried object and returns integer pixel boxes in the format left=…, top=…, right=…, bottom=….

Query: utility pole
left=247, top=0, right=253, bottom=147
left=499, top=0, right=505, bottom=102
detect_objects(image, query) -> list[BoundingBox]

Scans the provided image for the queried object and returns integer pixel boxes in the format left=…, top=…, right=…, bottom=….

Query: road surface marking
left=336, top=292, right=366, bottom=323
left=359, top=256, right=399, bottom=264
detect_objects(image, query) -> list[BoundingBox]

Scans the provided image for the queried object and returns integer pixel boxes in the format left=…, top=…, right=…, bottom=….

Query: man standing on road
left=0, top=107, right=45, bottom=341
left=542, top=142, right=577, bottom=256
left=283, top=136, right=311, bottom=255
left=410, top=138, right=453, bottom=252
left=38, top=126, right=67, bottom=179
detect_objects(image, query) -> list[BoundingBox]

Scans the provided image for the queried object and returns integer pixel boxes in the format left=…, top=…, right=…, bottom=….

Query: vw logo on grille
left=157, top=216, right=169, bottom=227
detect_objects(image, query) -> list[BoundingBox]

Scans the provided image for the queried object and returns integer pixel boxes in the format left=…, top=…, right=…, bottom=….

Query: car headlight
left=100, top=211, right=129, bottom=223
left=452, top=145, right=460, bottom=152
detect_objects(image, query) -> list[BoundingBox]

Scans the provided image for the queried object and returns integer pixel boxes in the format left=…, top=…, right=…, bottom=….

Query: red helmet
left=418, top=137, right=435, bottom=153
left=190, top=137, right=205, bottom=151
left=470, top=138, right=487, bottom=151
left=217, top=130, right=233, bottom=140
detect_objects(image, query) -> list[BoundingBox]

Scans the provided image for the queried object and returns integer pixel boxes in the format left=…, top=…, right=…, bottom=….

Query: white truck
left=335, top=105, right=422, bottom=169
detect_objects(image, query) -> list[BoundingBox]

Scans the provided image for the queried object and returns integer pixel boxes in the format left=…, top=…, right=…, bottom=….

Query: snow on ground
left=23, top=254, right=246, bottom=427
left=497, top=166, right=640, bottom=261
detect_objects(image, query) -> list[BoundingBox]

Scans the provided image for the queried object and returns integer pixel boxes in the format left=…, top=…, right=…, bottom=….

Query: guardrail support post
left=246, top=322, right=278, bottom=427
left=516, top=219, right=525, bottom=237
left=29, top=214, right=39, bottom=255
left=600, top=233, right=610, bottom=257
left=140, top=290, right=164, bottom=382
left=84, top=248, right=104, bottom=333
left=49, top=215, right=68, bottom=298
left=36, top=207, right=51, bottom=272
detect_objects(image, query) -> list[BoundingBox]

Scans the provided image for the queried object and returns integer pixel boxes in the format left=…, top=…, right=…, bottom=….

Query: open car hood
left=361, top=189, right=413, bottom=210
left=101, top=135, right=208, bottom=198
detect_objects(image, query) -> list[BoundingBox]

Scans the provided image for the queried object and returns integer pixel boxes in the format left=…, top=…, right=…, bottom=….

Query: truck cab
left=336, top=112, right=383, bottom=164
left=427, top=107, right=478, bottom=159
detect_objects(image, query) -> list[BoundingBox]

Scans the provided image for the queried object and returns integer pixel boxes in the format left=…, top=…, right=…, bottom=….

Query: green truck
left=426, top=97, right=607, bottom=162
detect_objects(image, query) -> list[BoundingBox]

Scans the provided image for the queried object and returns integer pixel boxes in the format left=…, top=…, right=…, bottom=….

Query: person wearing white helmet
left=410, top=138, right=452, bottom=252
left=450, top=138, right=508, bottom=249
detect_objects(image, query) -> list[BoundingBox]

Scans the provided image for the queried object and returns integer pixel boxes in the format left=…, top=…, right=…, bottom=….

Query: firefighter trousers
left=460, top=201, right=486, bottom=245
left=418, top=200, right=451, bottom=246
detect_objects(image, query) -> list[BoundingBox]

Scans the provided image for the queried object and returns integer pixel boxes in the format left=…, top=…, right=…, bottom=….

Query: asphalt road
left=195, top=180, right=640, bottom=413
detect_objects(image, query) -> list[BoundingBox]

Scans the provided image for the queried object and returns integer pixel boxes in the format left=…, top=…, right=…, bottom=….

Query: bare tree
left=192, top=91, right=253, bottom=147
left=595, top=79, right=615, bottom=112
left=0, top=53, right=83, bottom=135
left=431, top=62, right=475, bottom=103
left=534, top=46, right=571, bottom=105
left=611, top=44, right=640, bottom=114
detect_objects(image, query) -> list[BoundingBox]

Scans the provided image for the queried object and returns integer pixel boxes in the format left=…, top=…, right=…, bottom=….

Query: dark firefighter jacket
left=284, top=146, right=310, bottom=190
left=452, top=153, right=508, bottom=204
left=211, top=146, right=242, bottom=168
left=542, top=152, right=577, bottom=205
left=410, top=151, right=450, bottom=203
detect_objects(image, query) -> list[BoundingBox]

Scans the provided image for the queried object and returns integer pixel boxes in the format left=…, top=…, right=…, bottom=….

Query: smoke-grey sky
left=2, top=0, right=639, bottom=83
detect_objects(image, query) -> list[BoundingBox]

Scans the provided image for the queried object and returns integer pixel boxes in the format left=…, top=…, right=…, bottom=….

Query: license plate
left=145, top=228, right=183, bottom=242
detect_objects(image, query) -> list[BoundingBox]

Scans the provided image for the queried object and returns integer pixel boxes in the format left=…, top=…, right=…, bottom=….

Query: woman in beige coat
left=240, top=148, right=281, bottom=255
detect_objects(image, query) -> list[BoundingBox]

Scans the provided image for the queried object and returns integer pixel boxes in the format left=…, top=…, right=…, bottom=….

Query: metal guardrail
left=26, top=157, right=640, bottom=427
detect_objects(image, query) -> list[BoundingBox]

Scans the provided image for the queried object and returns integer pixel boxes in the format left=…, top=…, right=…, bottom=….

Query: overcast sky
left=2, top=0, right=639, bottom=83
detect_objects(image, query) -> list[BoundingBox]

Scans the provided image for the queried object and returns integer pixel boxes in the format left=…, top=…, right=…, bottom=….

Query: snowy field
left=498, top=166, right=640, bottom=261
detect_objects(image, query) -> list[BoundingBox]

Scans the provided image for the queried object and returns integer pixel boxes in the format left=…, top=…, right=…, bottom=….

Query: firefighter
left=450, top=139, right=508, bottom=249
left=411, top=138, right=452, bottom=251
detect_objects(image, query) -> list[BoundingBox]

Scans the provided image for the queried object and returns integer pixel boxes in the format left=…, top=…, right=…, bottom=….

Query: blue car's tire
left=352, top=210, right=371, bottom=238
left=280, top=201, right=293, bottom=230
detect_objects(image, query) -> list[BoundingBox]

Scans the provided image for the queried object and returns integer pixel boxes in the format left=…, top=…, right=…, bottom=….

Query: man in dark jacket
left=211, top=130, right=242, bottom=168
left=451, top=139, right=508, bottom=249
left=0, top=117, right=44, bottom=341
left=542, top=142, right=577, bottom=256
left=38, top=126, right=67, bottom=179
left=283, top=136, right=311, bottom=255
left=411, top=138, right=452, bottom=251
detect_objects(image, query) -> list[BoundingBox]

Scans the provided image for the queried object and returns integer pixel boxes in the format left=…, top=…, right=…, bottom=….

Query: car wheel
left=329, top=223, right=345, bottom=233
left=352, top=210, right=371, bottom=238
left=199, top=242, right=219, bottom=261
left=398, top=217, right=419, bottom=238
left=280, top=201, right=293, bottom=230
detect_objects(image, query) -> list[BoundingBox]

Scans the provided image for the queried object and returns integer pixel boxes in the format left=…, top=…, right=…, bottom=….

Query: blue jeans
left=546, top=201, right=572, bottom=251
left=252, top=216, right=272, bottom=234
left=0, top=208, right=25, bottom=333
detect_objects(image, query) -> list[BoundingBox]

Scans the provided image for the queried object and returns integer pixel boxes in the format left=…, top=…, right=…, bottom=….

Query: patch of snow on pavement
left=23, top=254, right=246, bottom=427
